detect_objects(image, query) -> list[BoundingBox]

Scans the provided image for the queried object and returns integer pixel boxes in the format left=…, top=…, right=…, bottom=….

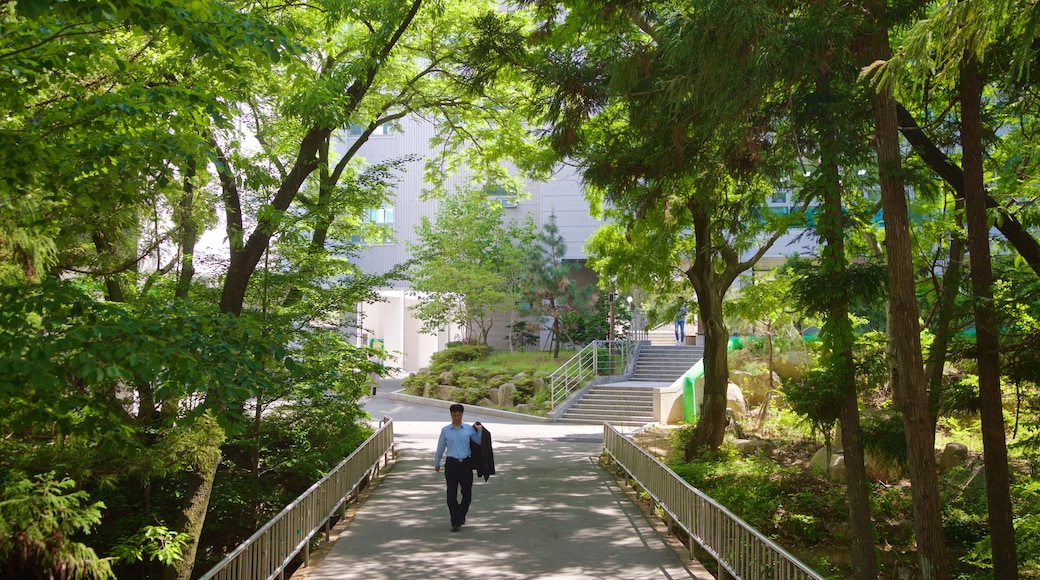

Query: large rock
left=531, top=375, right=545, bottom=392
left=828, top=454, right=847, bottom=484
left=733, top=438, right=773, bottom=456
left=864, top=452, right=902, bottom=483
left=811, top=445, right=847, bottom=482
left=497, top=383, right=516, bottom=406
left=727, top=382, right=748, bottom=420
left=939, top=442, right=970, bottom=473
left=773, top=350, right=810, bottom=381
left=435, top=385, right=454, bottom=401
left=742, top=370, right=781, bottom=407
left=810, top=446, right=831, bottom=475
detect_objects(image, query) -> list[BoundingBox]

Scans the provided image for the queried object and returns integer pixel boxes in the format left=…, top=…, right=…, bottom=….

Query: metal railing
left=602, top=424, right=825, bottom=580
left=548, top=339, right=637, bottom=412
left=199, top=418, right=395, bottom=580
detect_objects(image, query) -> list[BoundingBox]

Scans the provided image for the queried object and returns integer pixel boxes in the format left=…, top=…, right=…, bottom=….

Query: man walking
left=433, top=404, right=483, bottom=532
left=675, top=303, right=687, bottom=345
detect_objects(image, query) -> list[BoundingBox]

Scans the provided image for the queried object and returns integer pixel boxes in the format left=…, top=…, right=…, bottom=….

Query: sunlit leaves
left=0, top=280, right=280, bottom=436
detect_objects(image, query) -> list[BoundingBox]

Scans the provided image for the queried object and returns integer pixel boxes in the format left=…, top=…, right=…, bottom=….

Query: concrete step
left=560, top=384, right=655, bottom=425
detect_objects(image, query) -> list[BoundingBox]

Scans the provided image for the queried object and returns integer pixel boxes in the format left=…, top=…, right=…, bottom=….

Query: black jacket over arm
left=470, top=423, right=495, bottom=481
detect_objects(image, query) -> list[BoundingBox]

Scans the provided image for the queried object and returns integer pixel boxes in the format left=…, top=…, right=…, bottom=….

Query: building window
left=350, top=206, right=395, bottom=244
left=484, top=184, right=517, bottom=208
left=347, top=123, right=394, bottom=137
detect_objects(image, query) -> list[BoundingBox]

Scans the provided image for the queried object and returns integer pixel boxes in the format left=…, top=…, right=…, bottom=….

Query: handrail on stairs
left=548, top=340, right=636, bottom=415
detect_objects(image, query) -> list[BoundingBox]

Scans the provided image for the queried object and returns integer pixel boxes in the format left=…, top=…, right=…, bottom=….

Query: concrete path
left=297, top=381, right=709, bottom=580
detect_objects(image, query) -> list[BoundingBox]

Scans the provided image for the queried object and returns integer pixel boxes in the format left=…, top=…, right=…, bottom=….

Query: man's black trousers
left=444, top=456, right=473, bottom=527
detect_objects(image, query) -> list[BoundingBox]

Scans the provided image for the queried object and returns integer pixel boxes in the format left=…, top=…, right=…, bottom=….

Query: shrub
left=429, top=344, right=491, bottom=373
left=507, top=321, right=539, bottom=351
left=401, top=371, right=430, bottom=395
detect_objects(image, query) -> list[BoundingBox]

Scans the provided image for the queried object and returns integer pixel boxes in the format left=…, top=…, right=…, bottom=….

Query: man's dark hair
left=449, top=403, right=464, bottom=413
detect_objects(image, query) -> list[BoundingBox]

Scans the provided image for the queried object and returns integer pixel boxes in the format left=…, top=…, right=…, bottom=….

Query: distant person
left=433, top=403, right=484, bottom=532
left=675, top=304, right=687, bottom=345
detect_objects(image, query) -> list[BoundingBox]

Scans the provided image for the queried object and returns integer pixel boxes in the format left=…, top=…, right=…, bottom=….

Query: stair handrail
left=548, top=339, right=636, bottom=414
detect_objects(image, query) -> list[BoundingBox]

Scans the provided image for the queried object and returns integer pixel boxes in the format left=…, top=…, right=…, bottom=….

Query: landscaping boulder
left=828, top=454, right=847, bottom=484
left=810, top=446, right=832, bottom=475
left=435, top=384, right=453, bottom=401
left=497, top=383, right=516, bottom=406
left=727, top=382, right=748, bottom=420
left=864, top=452, right=902, bottom=483
left=811, top=445, right=847, bottom=482
left=729, top=370, right=752, bottom=390
left=939, top=442, right=970, bottom=473
left=741, top=369, right=781, bottom=408
left=773, top=350, right=810, bottom=381
left=733, top=438, right=773, bottom=456
left=531, top=375, right=545, bottom=392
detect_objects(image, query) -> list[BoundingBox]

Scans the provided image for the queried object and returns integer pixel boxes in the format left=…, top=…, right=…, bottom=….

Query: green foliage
left=429, top=344, right=492, bottom=373
left=0, top=472, right=114, bottom=579
left=670, top=454, right=845, bottom=547
left=786, top=258, right=889, bottom=324
left=0, top=280, right=280, bottom=436
left=506, top=321, right=539, bottom=351
left=779, top=367, right=845, bottom=442
left=408, top=188, right=535, bottom=344
left=520, top=213, right=590, bottom=356
left=112, top=526, right=190, bottom=566
left=559, top=291, right=632, bottom=347
left=860, top=410, right=908, bottom=467
left=1008, top=482, right=1040, bottom=571
left=402, top=350, right=561, bottom=410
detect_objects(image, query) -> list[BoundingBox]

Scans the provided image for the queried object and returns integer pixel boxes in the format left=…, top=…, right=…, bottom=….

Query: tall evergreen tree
left=521, top=214, right=585, bottom=358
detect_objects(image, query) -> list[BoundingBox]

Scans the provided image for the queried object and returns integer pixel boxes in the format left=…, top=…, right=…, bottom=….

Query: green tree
left=408, top=187, right=535, bottom=345
left=2, top=1, right=545, bottom=577
left=876, top=2, right=1040, bottom=575
left=521, top=214, right=588, bottom=358
left=0, top=472, right=114, bottom=580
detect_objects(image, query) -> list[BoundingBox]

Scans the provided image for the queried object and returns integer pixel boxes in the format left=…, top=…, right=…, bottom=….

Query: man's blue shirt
left=434, top=423, right=482, bottom=467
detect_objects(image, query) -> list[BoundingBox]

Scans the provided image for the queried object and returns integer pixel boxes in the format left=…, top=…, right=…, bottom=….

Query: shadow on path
left=296, top=383, right=707, bottom=579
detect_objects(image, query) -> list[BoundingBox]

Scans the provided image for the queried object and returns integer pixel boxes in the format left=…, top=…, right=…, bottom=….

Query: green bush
left=860, top=409, right=908, bottom=467
left=401, top=371, right=430, bottom=395
left=429, top=344, right=491, bottom=372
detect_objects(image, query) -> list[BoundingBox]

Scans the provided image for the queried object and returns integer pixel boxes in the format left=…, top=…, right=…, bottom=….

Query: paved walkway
left=297, top=381, right=711, bottom=580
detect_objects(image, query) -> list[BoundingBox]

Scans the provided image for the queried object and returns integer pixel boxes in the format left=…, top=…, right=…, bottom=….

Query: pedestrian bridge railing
left=199, top=417, right=395, bottom=580
left=602, top=424, right=825, bottom=580
left=548, top=339, right=637, bottom=414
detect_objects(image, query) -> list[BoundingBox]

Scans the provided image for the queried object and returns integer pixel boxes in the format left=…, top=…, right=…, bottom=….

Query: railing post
left=594, top=340, right=603, bottom=378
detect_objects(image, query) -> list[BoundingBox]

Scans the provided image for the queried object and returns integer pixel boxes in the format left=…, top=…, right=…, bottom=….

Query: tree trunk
left=685, top=278, right=728, bottom=460
left=91, top=230, right=126, bottom=303
left=960, top=55, right=1018, bottom=580
left=684, top=203, right=728, bottom=458
left=868, top=28, right=949, bottom=580
left=924, top=195, right=965, bottom=426
left=219, top=126, right=329, bottom=315
left=162, top=415, right=225, bottom=580
left=175, top=159, right=198, bottom=300
left=817, top=69, right=877, bottom=580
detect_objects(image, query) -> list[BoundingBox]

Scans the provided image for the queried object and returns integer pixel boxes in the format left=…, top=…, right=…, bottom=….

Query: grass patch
left=459, top=350, right=578, bottom=374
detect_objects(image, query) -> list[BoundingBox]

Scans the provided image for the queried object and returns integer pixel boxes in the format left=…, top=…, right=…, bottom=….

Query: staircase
left=557, top=344, right=704, bottom=425
left=557, top=384, right=655, bottom=425
left=629, top=345, right=704, bottom=382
